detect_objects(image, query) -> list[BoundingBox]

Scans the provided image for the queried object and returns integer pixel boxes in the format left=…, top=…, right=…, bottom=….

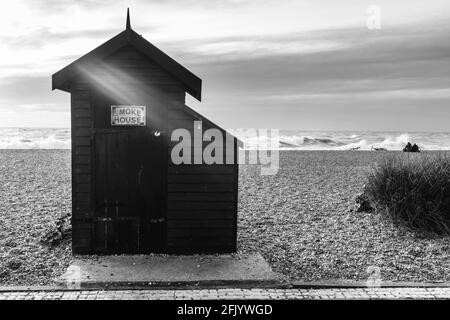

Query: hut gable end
left=105, top=46, right=183, bottom=86
left=71, top=45, right=186, bottom=102
left=52, top=28, right=202, bottom=100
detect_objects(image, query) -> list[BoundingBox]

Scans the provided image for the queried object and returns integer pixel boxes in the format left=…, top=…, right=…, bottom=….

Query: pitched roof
left=52, top=12, right=202, bottom=100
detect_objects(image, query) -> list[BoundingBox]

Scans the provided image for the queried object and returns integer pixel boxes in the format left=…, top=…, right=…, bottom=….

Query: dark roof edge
left=130, top=30, right=202, bottom=101
left=52, top=30, right=128, bottom=91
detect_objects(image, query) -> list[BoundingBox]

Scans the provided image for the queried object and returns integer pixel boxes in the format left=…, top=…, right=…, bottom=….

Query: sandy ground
left=1, top=150, right=450, bottom=285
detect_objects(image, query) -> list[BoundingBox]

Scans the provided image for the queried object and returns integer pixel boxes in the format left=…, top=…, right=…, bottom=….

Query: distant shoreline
left=2, top=128, right=449, bottom=150
left=1, top=149, right=450, bottom=152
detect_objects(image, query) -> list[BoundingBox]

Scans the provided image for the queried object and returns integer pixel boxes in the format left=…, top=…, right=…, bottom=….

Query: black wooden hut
left=52, top=10, right=239, bottom=255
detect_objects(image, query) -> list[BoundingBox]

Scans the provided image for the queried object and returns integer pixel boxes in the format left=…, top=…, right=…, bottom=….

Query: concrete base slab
left=56, top=253, right=284, bottom=289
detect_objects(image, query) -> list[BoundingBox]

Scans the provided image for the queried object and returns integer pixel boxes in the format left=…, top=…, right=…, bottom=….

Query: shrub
left=363, top=153, right=450, bottom=235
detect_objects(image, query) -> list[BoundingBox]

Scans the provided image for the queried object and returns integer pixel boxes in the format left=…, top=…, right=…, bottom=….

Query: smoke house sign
left=111, top=105, right=146, bottom=126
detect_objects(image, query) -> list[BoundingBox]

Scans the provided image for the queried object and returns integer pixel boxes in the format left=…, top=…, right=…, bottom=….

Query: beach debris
left=40, top=213, right=72, bottom=246
left=371, top=146, right=387, bottom=151
left=355, top=193, right=374, bottom=212
left=403, top=142, right=420, bottom=152
left=403, top=142, right=412, bottom=152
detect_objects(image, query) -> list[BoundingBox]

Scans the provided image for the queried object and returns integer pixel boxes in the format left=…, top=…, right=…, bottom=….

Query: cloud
left=181, top=19, right=450, bottom=99
left=1, top=27, right=119, bottom=49
left=0, top=1, right=449, bottom=130
left=169, top=35, right=347, bottom=63
left=0, top=76, right=68, bottom=112
left=265, top=88, right=450, bottom=102
left=15, top=103, right=66, bottom=112
left=2, top=18, right=450, bottom=114
left=29, top=0, right=109, bottom=11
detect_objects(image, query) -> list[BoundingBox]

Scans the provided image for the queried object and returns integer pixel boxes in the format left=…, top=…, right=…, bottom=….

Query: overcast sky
left=0, top=0, right=449, bottom=131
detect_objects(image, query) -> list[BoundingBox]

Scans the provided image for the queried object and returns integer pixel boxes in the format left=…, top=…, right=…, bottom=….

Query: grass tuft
left=363, top=153, right=450, bottom=235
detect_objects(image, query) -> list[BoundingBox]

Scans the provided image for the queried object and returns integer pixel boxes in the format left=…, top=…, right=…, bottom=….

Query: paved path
left=1, top=287, right=450, bottom=300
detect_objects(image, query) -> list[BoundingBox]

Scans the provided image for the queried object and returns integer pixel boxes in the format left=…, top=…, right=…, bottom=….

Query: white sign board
left=111, top=105, right=146, bottom=126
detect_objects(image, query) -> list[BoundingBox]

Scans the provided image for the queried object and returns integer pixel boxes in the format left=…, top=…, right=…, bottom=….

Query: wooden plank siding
left=167, top=106, right=238, bottom=253
left=71, top=82, right=94, bottom=254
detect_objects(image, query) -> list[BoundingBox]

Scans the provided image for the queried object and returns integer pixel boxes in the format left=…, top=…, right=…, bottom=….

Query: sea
left=0, top=127, right=450, bottom=151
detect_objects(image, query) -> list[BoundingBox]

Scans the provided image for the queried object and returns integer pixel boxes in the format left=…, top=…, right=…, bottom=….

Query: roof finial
left=126, top=8, right=131, bottom=30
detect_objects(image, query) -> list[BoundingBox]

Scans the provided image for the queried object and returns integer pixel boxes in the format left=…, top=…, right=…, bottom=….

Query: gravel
left=238, top=151, right=450, bottom=283
left=0, top=150, right=72, bottom=285
left=1, top=150, right=450, bottom=285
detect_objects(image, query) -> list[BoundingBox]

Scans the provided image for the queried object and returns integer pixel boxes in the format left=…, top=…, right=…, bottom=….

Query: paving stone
left=1, top=287, right=450, bottom=300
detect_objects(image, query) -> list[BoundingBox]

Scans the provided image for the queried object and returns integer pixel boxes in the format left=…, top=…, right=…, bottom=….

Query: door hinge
left=149, top=218, right=165, bottom=224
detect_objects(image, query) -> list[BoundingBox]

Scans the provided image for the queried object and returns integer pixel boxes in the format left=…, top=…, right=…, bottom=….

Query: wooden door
left=94, top=131, right=139, bottom=253
left=93, top=93, right=166, bottom=254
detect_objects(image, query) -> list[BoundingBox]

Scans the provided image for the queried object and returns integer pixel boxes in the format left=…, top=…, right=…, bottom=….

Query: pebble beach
left=1, top=149, right=450, bottom=285
left=238, top=151, right=450, bottom=283
left=0, top=150, right=71, bottom=285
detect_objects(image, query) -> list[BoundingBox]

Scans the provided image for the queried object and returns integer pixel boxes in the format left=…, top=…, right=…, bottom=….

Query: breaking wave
left=0, top=128, right=71, bottom=149
left=1, top=128, right=449, bottom=151
left=243, top=131, right=450, bottom=151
